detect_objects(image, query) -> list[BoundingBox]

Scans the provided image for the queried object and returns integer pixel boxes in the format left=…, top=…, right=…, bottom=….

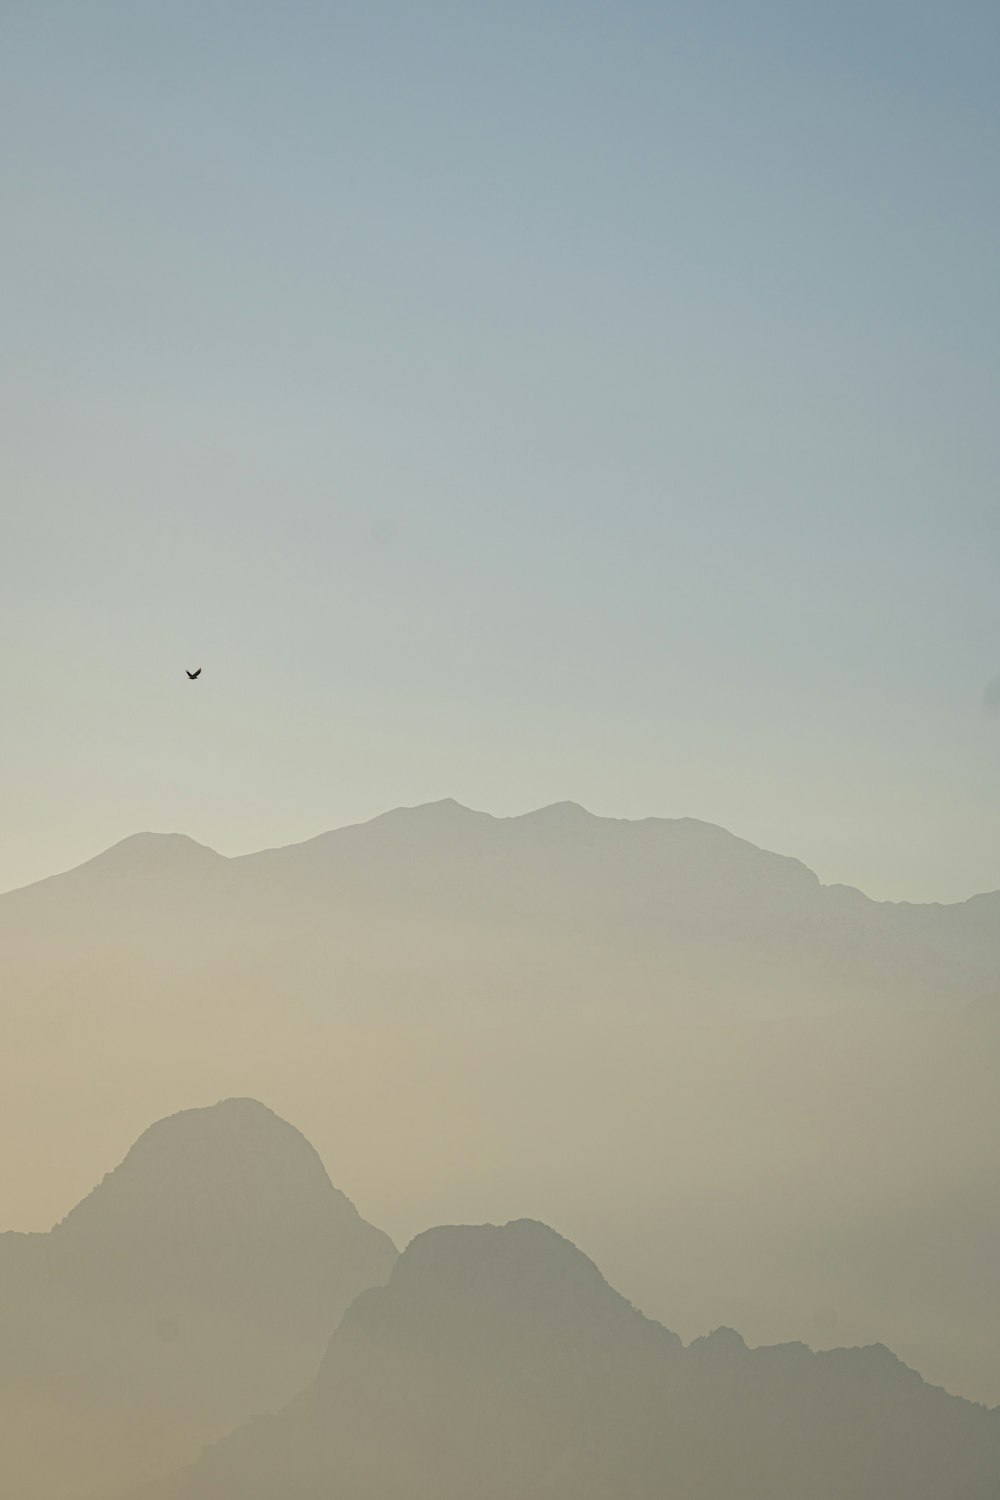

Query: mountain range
left=4, top=800, right=1000, bottom=1407
left=5, top=799, right=1000, bottom=1019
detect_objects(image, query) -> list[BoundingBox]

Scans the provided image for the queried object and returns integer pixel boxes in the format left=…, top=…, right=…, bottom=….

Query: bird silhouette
left=186, top=668, right=202, bottom=680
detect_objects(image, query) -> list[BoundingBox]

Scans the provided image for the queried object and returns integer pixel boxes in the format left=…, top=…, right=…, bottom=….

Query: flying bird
left=186, top=668, right=202, bottom=681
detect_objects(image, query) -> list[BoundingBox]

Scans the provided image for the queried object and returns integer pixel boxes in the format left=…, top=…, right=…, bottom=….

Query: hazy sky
left=3, top=1, right=999, bottom=901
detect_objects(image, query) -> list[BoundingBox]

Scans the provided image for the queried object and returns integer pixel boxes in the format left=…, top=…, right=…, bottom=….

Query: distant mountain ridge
left=136, top=1217, right=1000, bottom=1500
left=4, top=798, right=1000, bottom=1017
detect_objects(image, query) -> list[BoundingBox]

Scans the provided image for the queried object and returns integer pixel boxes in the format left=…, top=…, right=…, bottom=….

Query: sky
left=2, top=0, right=999, bottom=902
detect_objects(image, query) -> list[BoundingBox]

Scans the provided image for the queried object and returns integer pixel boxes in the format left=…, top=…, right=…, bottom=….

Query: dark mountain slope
left=138, top=1219, right=1000, bottom=1500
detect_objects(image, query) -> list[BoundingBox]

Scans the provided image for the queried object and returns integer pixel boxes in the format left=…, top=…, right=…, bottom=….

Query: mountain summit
left=49, top=1097, right=396, bottom=1320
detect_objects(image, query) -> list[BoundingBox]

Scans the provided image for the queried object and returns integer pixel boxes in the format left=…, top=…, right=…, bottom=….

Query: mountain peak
left=690, top=1325, right=749, bottom=1356
left=1, top=831, right=225, bottom=900
left=517, top=800, right=593, bottom=824
left=334, top=1218, right=680, bottom=1369
left=50, top=1098, right=396, bottom=1300
left=394, top=1217, right=605, bottom=1289
left=379, top=798, right=491, bottom=823
left=92, top=831, right=223, bottom=866
left=52, top=1097, right=326, bottom=1236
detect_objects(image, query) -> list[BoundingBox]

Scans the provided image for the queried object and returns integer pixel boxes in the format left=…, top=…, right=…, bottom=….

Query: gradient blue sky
left=3, top=1, right=999, bottom=900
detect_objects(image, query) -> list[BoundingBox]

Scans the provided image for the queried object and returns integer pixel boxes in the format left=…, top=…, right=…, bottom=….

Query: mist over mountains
left=5, top=1100, right=999, bottom=1500
left=0, top=1099, right=395, bottom=1499
left=9, top=0, right=998, bottom=1491
left=4, top=800, right=1000, bottom=1411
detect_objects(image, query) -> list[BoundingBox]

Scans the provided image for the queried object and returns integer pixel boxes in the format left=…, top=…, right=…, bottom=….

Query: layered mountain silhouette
left=136, top=1218, right=1000, bottom=1500
left=0, top=1098, right=396, bottom=1499
left=5, top=801, right=1000, bottom=1406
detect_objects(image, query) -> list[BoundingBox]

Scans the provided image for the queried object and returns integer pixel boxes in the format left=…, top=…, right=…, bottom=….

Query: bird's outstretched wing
left=186, top=668, right=202, bottom=680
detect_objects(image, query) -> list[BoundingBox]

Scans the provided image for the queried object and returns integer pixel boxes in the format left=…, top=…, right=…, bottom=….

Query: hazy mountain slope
left=0, top=1099, right=396, bottom=1500
left=137, top=1219, right=1000, bottom=1500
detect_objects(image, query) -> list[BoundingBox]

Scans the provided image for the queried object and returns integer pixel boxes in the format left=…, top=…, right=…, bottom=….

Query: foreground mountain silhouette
left=0, top=1098, right=396, bottom=1499
left=135, top=1218, right=1000, bottom=1500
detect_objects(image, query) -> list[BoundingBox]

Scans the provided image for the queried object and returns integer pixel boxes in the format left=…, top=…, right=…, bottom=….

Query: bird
left=186, top=668, right=202, bottom=681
